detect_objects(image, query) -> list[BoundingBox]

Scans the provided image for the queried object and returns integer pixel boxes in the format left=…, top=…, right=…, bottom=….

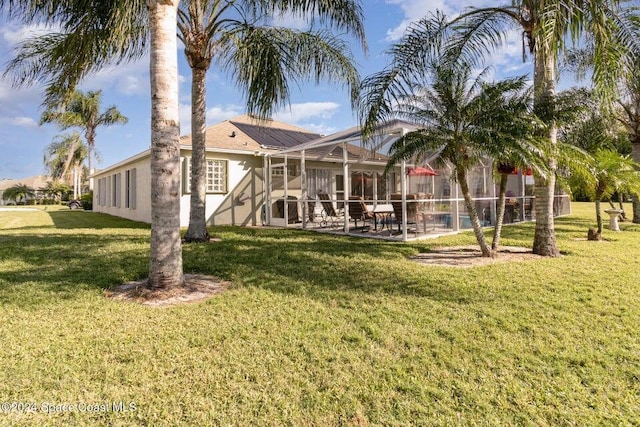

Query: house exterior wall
left=93, top=156, right=152, bottom=223
left=180, top=152, right=265, bottom=227
left=93, top=150, right=265, bottom=227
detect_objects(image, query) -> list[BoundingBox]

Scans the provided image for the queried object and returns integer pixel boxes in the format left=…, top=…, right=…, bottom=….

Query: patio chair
left=390, top=193, right=431, bottom=236
left=348, top=196, right=374, bottom=232
left=304, top=196, right=322, bottom=226
left=317, top=191, right=344, bottom=228
left=524, top=197, right=534, bottom=220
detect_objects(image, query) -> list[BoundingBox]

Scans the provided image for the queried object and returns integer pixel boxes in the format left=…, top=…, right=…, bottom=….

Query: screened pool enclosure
left=264, top=120, right=570, bottom=241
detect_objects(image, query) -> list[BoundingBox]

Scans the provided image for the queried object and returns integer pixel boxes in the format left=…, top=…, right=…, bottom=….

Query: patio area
left=263, top=120, right=571, bottom=241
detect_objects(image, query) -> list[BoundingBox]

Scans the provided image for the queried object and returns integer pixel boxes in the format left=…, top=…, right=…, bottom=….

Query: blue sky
left=0, top=0, right=532, bottom=179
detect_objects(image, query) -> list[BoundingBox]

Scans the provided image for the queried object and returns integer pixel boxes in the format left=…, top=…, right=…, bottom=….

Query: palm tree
left=616, top=60, right=640, bottom=223
left=43, top=131, right=88, bottom=186
left=177, top=0, right=364, bottom=242
left=360, top=15, right=546, bottom=256
left=370, top=58, right=540, bottom=257
left=40, top=90, right=127, bottom=191
left=3, top=0, right=364, bottom=290
left=42, top=181, right=71, bottom=203
left=363, top=4, right=640, bottom=256
left=2, top=184, right=36, bottom=204
left=571, top=150, right=640, bottom=234
left=3, top=0, right=184, bottom=289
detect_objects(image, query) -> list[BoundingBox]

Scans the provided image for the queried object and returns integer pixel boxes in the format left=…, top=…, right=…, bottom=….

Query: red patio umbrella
left=407, top=166, right=437, bottom=176
left=510, top=167, right=533, bottom=176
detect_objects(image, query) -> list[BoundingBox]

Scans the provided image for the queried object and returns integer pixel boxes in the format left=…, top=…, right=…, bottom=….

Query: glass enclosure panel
left=308, top=169, right=332, bottom=197
left=351, top=171, right=375, bottom=199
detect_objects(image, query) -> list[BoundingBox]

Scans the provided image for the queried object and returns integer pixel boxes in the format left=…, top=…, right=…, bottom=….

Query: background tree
left=43, top=131, right=88, bottom=186
left=570, top=150, right=640, bottom=235
left=564, top=45, right=640, bottom=221
left=559, top=88, right=633, bottom=217
left=177, top=0, right=364, bottom=242
left=616, top=59, right=640, bottom=223
left=41, top=180, right=71, bottom=203
left=40, top=90, right=127, bottom=191
left=2, top=184, right=36, bottom=204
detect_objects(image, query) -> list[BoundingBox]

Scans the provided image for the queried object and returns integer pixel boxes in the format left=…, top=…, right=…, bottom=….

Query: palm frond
left=218, top=24, right=358, bottom=119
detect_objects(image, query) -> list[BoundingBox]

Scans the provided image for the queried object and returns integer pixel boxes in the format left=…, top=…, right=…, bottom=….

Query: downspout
left=301, top=150, right=307, bottom=229
left=284, top=154, right=288, bottom=227
left=343, top=142, right=350, bottom=233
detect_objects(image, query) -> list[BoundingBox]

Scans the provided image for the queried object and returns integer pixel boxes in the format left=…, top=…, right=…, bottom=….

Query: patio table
left=372, top=204, right=394, bottom=231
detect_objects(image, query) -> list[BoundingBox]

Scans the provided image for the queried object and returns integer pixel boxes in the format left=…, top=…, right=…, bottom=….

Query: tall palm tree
left=361, top=4, right=640, bottom=256
left=617, top=60, right=640, bottom=223
left=3, top=0, right=364, bottom=290
left=360, top=14, right=547, bottom=255
left=370, top=57, right=541, bottom=257
left=40, top=90, right=128, bottom=191
left=1, top=184, right=36, bottom=204
left=3, top=0, right=184, bottom=289
left=43, top=131, right=87, bottom=186
left=178, top=0, right=364, bottom=242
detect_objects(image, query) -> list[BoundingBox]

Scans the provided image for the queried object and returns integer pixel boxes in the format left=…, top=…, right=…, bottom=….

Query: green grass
left=0, top=203, right=639, bottom=426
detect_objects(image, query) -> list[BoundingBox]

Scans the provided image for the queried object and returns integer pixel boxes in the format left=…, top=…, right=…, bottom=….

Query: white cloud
left=296, top=122, right=338, bottom=136
left=207, top=105, right=243, bottom=123
left=179, top=103, right=243, bottom=134
left=271, top=11, right=310, bottom=30
left=385, top=0, right=451, bottom=40
left=115, top=75, right=146, bottom=97
left=1, top=22, right=60, bottom=47
left=80, top=56, right=149, bottom=96
left=384, top=0, right=495, bottom=41
left=273, top=102, right=340, bottom=123
left=0, top=116, right=38, bottom=128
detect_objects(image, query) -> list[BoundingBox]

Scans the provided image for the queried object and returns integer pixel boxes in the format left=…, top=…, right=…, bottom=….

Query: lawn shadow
left=182, top=226, right=525, bottom=305
left=0, top=232, right=149, bottom=308
left=46, top=210, right=150, bottom=230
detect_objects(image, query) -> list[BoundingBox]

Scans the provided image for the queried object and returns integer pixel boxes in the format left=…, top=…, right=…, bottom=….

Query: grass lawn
left=0, top=203, right=639, bottom=426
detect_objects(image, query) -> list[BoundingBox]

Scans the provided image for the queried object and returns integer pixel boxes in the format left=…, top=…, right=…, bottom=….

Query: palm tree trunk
left=632, top=142, right=640, bottom=223
left=457, top=168, right=493, bottom=257
left=86, top=127, right=96, bottom=192
left=595, top=197, right=603, bottom=234
left=147, top=0, right=184, bottom=290
left=492, top=172, right=508, bottom=251
left=532, top=49, right=560, bottom=257
left=61, top=138, right=79, bottom=187
left=184, top=66, right=210, bottom=243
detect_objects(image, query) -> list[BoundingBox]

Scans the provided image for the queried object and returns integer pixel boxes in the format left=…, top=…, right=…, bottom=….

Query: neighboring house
left=0, top=175, right=49, bottom=205
left=92, top=115, right=322, bottom=226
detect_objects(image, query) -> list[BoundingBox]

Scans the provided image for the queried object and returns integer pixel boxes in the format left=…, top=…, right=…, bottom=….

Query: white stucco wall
left=93, top=149, right=265, bottom=227
left=93, top=155, right=151, bottom=223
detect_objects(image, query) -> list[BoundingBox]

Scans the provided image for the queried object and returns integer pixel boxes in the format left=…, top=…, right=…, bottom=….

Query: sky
left=0, top=0, right=534, bottom=180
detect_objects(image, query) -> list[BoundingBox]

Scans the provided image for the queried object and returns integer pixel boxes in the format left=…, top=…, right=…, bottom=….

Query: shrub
left=81, top=191, right=93, bottom=210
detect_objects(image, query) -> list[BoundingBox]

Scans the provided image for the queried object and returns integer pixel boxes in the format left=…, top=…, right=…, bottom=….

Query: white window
left=272, top=164, right=299, bottom=176
left=184, top=158, right=227, bottom=194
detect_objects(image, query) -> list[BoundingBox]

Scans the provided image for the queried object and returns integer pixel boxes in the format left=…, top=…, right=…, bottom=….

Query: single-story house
left=92, top=115, right=323, bottom=227
left=0, top=175, right=49, bottom=205
left=93, top=115, right=571, bottom=240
